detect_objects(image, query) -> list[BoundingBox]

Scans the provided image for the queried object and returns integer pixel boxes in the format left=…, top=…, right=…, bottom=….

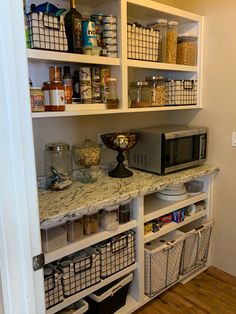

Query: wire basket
left=180, top=221, right=213, bottom=275
left=27, top=12, right=68, bottom=51
left=95, top=230, right=135, bottom=278
left=145, top=230, right=185, bottom=297
left=57, top=247, right=101, bottom=297
left=165, top=80, right=197, bottom=105
left=44, top=264, right=64, bottom=309
left=127, top=23, right=159, bottom=62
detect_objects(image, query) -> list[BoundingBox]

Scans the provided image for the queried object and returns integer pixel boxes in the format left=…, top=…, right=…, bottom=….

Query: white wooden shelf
left=144, top=210, right=207, bottom=243
left=127, top=59, right=197, bottom=72
left=46, top=262, right=138, bottom=314
left=144, top=192, right=208, bottom=223
left=44, top=220, right=137, bottom=264
left=27, top=49, right=120, bottom=66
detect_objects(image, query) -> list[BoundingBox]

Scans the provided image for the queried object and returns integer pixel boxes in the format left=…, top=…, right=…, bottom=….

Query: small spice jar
left=49, top=81, right=65, bottom=111
left=129, top=81, right=152, bottom=108
left=146, top=76, right=166, bottom=106
left=44, top=143, right=72, bottom=180
left=177, top=34, right=197, bottom=66
left=166, top=21, right=178, bottom=64
left=30, top=87, right=45, bottom=112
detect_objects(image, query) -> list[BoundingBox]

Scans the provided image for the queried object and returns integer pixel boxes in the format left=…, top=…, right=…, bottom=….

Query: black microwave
left=128, top=125, right=207, bottom=175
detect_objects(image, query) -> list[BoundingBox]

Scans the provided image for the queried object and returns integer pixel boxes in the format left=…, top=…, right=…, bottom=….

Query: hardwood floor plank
left=135, top=267, right=236, bottom=314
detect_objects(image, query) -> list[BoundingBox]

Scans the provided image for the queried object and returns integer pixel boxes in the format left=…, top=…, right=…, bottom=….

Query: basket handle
left=111, top=234, right=130, bottom=254
left=73, top=254, right=96, bottom=274
left=111, top=284, right=123, bottom=296
left=183, top=80, right=194, bottom=90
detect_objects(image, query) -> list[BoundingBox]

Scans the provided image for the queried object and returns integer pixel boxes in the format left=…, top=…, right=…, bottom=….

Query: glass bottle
left=63, top=66, right=73, bottom=104
left=72, top=70, right=81, bottom=102
left=145, top=76, right=166, bottom=107
left=64, top=0, right=83, bottom=53
left=106, top=78, right=119, bottom=109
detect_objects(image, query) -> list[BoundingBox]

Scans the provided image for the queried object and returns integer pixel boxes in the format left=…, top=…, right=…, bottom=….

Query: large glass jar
left=146, top=76, right=166, bottom=107
left=177, top=34, right=197, bottom=66
left=166, top=21, right=178, bottom=64
left=44, top=143, right=72, bottom=180
left=129, top=81, right=152, bottom=108
left=148, top=19, right=167, bottom=63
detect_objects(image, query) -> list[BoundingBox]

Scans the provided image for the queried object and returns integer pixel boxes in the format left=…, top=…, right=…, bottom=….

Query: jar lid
left=178, top=33, right=197, bottom=40
left=130, top=81, right=149, bottom=87
left=45, top=143, right=70, bottom=152
left=147, top=18, right=167, bottom=27
left=30, top=87, right=42, bottom=90
left=168, top=21, right=178, bottom=26
left=146, top=76, right=164, bottom=82
left=44, top=266, right=53, bottom=276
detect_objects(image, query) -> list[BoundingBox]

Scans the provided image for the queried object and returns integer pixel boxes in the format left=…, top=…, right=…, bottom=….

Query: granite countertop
left=38, top=164, right=219, bottom=228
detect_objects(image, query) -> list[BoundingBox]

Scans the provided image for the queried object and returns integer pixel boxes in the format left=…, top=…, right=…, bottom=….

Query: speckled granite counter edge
left=38, top=164, right=219, bottom=228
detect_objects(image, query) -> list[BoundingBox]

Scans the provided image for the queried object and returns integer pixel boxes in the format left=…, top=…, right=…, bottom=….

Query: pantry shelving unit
left=25, top=0, right=208, bottom=313
left=27, top=0, right=203, bottom=118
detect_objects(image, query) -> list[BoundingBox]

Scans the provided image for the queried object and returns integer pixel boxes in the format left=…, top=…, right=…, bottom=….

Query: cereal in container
left=166, top=21, right=178, bottom=64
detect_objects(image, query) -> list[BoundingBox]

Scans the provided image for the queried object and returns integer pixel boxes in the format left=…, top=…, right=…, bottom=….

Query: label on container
left=50, top=89, right=65, bottom=106
left=79, top=67, right=91, bottom=82
left=31, top=94, right=44, bottom=111
left=80, top=84, right=92, bottom=103
left=43, top=90, right=50, bottom=107
left=82, top=20, right=97, bottom=47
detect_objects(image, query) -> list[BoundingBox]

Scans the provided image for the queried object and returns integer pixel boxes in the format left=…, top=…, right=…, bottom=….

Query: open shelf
left=44, top=220, right=137, bottom=264
left=46, top=262, right=138, bottom=314
left=144, top=210, right=207, bottom=243
left=144, top=192, right=208, bottom=223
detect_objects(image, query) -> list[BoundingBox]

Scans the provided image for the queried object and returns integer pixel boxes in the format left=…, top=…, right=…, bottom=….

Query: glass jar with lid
left=146, top=76, right=166, bottom=107
left=44, top=143, right=72, bottom=180
left=129, top=81, right=152, bottom=108
left=147, top=19, right=167, bottom=63
left=166, top=21, right=178, bottom=64
left=177, top=34, right=197, bottom=66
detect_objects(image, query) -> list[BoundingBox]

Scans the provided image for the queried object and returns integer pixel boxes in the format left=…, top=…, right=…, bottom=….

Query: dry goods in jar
left=146, top=76, right=166, bottom=106
left=166, top=21, right=178, bottom=64
left=72, top=139, right=100, bottom=167
left=177, top=35, right=197, bottom=66
left=83, top=212, right=99, bottom=235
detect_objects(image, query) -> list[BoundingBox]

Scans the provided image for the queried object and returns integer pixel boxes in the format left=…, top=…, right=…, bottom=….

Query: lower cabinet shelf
left=46, top=262, right=138, bottom=314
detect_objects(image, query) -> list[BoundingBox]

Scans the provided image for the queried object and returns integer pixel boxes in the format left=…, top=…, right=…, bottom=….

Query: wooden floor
left=135, top=267, right=236, bottom=314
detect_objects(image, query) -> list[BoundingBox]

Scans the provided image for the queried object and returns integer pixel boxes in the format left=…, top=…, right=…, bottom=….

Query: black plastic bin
left=85, top=272, right=133, bottom=314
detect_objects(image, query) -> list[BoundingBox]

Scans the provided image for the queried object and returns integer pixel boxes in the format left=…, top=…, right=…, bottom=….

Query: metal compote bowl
left=100, top=132, right=139, bottom=178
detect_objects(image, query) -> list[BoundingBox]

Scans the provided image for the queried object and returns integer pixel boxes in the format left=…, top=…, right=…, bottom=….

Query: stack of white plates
left=155, top=183, right=188, bottom=201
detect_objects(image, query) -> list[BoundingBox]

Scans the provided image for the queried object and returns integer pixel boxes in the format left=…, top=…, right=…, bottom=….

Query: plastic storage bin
left=67, top=216, right=84, bottom=242
left=41, top=222, right=67, bottom=252
left=179, top=221, right=213, bottom=275
left=145, top=230, right=185, bottom=297
left=100, top=204, right=119, bottom=230
left=83, top=212, right=99, bottom=236
left=57, top=247, right=101, bottom=297
left=177, top=34, right=197, bottom=66
left=119, top=200, right=131, bottom=224
left=85, top=273, right=133, bottom=314
left=95, top=230, right=135, bottom=278
left=44, top=264, right=64, bottom=309
left=57, top=299, right=89, bottom=314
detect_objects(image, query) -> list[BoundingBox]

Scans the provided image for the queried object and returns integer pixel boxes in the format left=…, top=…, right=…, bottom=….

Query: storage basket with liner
left=165, top=79, right=197, bottom=105
left=144, top=230, right=185, bottom=297
left=44, top=264, right=64, bottom=309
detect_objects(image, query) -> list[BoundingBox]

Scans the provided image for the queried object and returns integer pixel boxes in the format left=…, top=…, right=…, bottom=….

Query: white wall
left=168, top=0, right=236, bottom=276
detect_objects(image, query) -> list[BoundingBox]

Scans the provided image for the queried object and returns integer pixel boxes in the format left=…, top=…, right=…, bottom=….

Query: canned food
left=92, top=67, right=101, bottom=83
left=102, top=30, right=117, bottom=38
left=30, top=87, right=45, bottom=112
left=82, top=20, right=97, bottom=47
left=103, top=15, right=117, bottom=24
left=90, top=14, right=104, bottom=48
left=49, top=66, right=62, bottom=82
left=101, top=68, right=111, bottom=87
left=103, top=37, right=117, bottom=45
left=80, top=84, right=92, bottom=103
left=102, top=23, right=117, bottom=31
left=106, top=44, right=117, bottom=52
left=92, top=83, right=102, bottom=103
left=79, top=67, right=91, bottom=83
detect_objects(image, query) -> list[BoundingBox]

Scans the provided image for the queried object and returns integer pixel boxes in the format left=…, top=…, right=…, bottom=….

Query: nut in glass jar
left=146, top=76, right=166, bottom=107
left=129, top=81, right=152, bottom=108
left=72, top=139, right=101, bottom=167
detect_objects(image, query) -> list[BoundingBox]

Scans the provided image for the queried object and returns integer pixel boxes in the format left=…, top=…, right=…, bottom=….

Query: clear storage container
left=83, top=212, right=99, bottom=235
left=166, top=21, right=178, bottom=64
left=44, top=143, right=72, bottom=180
left=41, top=222, right=67, bottom=252
left=66, top=216, right=84, bottom=242
left=129, top=81, right=152, bottom=108
left=100, top=205, right=119, bottom=230
left=147, top=19, right=167, bottom=63
left=177, top=34, right=197, bottom=66
left=146, top=76, right=166, bottom=106
left=119, top=200, right=131, bottom=224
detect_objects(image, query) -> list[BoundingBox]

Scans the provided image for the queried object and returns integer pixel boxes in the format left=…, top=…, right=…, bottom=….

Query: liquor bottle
left=64, top=0, right=83, bottom=53
left=63, top=66, right=73, bottom=104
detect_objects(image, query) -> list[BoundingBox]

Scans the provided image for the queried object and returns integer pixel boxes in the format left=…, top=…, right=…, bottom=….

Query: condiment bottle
left=63, top=66, right=73, bottom=104
left=106, top=78, right=119, bottom=109
left=49, top=66, right=62, bottom=82
left=30, top=87, right=45, bottom=112
left=43, top=81, right=51, bottom=111
left=49, top=81, right=65, bottom=111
